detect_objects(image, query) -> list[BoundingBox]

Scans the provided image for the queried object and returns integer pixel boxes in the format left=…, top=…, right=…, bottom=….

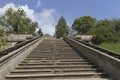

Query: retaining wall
left=64, top=36, right=120, bottom=80
left=0, top=36, right=44, bottom=80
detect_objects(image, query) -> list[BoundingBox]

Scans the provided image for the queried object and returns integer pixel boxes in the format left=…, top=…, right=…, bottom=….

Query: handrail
left=0, top=35, right=42, bottom=66
left=63, top=36, right=120, bottom=80
left=68, top=36, right=120, bottom=60
left=0, top=35, right=41, bottom=58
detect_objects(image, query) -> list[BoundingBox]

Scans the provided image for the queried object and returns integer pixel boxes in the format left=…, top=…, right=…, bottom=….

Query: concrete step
left=10, top=68, right=102, bottom=75
left=26, top=54, right=80, bottom=56
left=14, top=67, right=98, bottom=71
left=24, top=57, right=83, bottom=60
left=26, top=56, right=82, bottom=58
left=5, top=39, right=110, bottom=80
left=27, top=52, right=80, bottom=55
left=19, top=62, right=93, bottom=66
left=18, top=63, right=93, bottom=67
left=5, top=78, right=111, bottom=80
left=6, top=72, right=108, bottom=80
left=25, top=57, right=83, bottom=59
left=21, top=60, right=89, bottom=63
left=22, top=59, right=89, bottom=62
left=15, top=65, right=96, bottom=70
left=23, top=58, right=86, bottom=61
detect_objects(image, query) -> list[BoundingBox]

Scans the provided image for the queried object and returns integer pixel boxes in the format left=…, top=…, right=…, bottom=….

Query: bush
left=91, top=35, right=103, bottom=45
left=0, top=27, right=5, bottom=36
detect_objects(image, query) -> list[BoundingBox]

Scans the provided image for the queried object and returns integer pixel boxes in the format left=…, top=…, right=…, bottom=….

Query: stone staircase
left=5, top=38, right=111, bottom=80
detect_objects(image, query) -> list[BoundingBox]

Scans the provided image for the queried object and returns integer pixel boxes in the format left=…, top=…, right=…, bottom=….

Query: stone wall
left=7, top=34, right=33, bottom=41
left=75, top=35, right=93, bottom=42
left=64, top=36, right=120, bottom=80
left=0, top=36, right=44, bottom=80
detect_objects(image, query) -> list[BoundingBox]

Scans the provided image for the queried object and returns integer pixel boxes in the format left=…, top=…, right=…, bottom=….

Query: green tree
left=88, top=20, right=118, bottom=44
left=111, top=19, right=120, bottom=35
left=55, top=16, right=69, bottom=38
left=0, top=26, right=7, bottom=47
left=72, top=16, right=96, bottom=34
left=0, top=26, right=5, bottom=36
left=29, top=22, right=38, bottom=34
left=3, top=8, right=38, bottom=34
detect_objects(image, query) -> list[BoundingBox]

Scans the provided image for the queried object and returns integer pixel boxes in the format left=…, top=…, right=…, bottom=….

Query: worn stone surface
left=0, top=37, right=44, bottom=80
left=64, top=36, right=120, bottom=80
left=5, top=38, right=111, bottom=80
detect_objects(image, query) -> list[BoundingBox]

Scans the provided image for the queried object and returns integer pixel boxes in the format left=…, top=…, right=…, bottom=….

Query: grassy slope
left=99, top=43, right=120, bottom=54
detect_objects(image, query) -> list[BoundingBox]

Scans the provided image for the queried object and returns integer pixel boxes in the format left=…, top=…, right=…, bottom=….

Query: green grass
left=99, top=42, right=120, bottom=54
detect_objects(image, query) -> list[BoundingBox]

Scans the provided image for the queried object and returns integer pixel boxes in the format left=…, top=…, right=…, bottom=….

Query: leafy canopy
left=72, top=16, right=120, bottom=45
left=2, top=8, right=38, bottom=34
left=55, top=16, right=69, bottom=38
left=72, top=16, right=96, bottom=34
left=87, top=20, right=119, bottom=44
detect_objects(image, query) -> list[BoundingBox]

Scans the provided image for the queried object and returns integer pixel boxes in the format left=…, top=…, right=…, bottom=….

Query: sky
left=0, top=0, right=120, bottom=35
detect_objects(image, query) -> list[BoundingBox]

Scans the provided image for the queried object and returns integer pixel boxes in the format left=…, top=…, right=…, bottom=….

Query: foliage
left=0, top=27, right=7, bottom=47
left=90, top=26, right=118, bottom=45
left=72, top=16, right=120, bottom=45
left=55, top=16, right=69, bottom=38
left=2, top=8, right=38, bottom=34
left=0, top=36, right=7, bottom=46
left=72, top=16, right=96, bottom=34
left=0, top=26, right=5, bottom=36
left=99, top=42, right=120, bottom=54
left=111, top=19, right=120, bottom=35
left=88, top=20, right=119, bottom=45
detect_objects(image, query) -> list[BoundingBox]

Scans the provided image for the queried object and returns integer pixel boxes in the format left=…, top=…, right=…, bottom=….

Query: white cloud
left=36, top=0, right=42, bottom=8
left=20, top=5, right=36, bottom=21
left=35, top=9, right=56, bottom=35
left=0, top=3, right=17, bottom=15
left=0, top=3, right=36, bottom=21
left=0, top=3, right=56, bottom=35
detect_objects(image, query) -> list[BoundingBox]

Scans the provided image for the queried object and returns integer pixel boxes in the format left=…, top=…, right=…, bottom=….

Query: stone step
left=23, top=58, right=86, bottom=61
left=26, top=55, right=81, bottom=58
left=24, top=57, right=83, bottom=60
left=15, top=67, right=98, bottom=71
left=21, top=60, right=90, bottom=64
left=28, top=52, right=79, bottom=54
left=27, top=54, right=80, bottom=56
left=10, top=68, right=102, bottom=75
left=26, top=56, right=81, bottom=58
left=15, top=65, right=96, bottom=70
left=19, top=62, right=93, bottom=65
left=5, top=39, right=110, bottom=80
left=6, top=72, right=108, bottom=80
left=22, top=58, right=88, bottom=62
left=5, top=78, right=111, bottom=80
left=18, top=63, right=93, bottom=66
left=26, top=53, right=80, bottom=55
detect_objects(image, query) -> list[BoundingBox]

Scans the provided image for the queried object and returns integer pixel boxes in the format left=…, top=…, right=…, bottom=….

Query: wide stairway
left=5, top=38, right=111, bottom=80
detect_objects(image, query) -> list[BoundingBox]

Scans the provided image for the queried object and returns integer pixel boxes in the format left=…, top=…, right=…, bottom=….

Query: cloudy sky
left=0, top=0, right=120, bottom=35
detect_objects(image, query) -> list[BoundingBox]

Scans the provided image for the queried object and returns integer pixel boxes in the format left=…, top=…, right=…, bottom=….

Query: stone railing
left=63, top=36, right=120, bottom=80
left=0, top=35, right=44, bottom=80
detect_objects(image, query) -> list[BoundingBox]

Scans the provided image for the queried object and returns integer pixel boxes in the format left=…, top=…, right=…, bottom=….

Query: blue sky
left=0, top=0, right=120, bottom=35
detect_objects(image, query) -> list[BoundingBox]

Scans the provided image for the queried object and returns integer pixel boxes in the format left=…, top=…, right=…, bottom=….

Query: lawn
left=99, top=42, right=120, bottom=54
